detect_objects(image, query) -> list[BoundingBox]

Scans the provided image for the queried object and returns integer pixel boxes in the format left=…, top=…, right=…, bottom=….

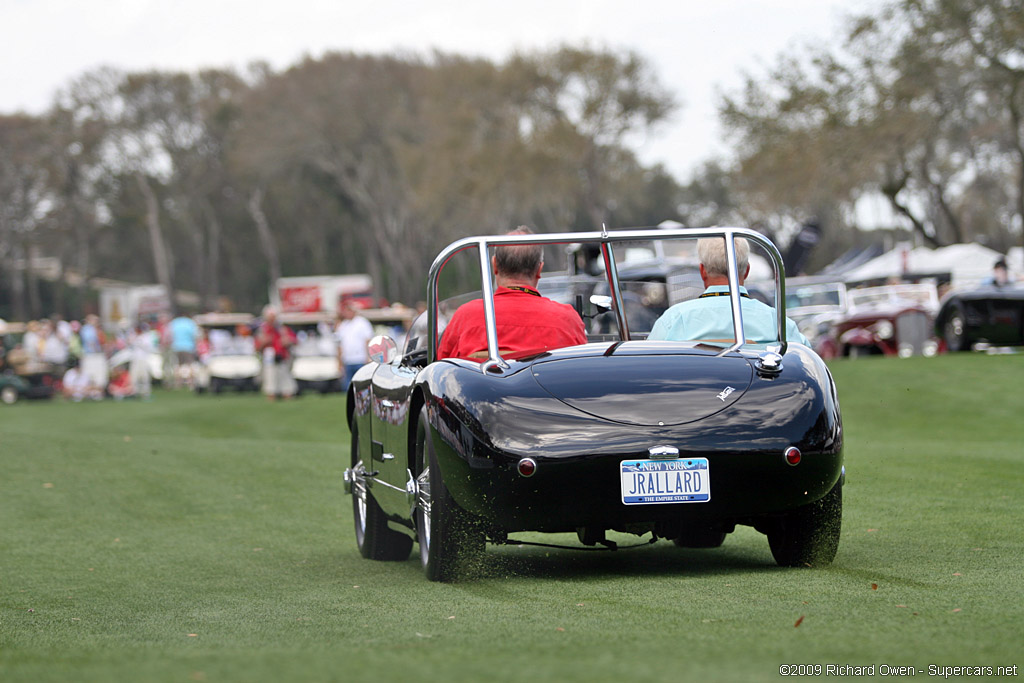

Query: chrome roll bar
left=426, top=226, right=788, bottom=368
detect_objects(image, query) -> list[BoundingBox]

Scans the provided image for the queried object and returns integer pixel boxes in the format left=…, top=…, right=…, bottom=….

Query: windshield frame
left=426, top=226, right=788, bottom=370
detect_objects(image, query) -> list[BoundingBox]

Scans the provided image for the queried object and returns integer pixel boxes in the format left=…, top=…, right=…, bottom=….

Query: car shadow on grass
left=450, top=538, right=782, bottom=581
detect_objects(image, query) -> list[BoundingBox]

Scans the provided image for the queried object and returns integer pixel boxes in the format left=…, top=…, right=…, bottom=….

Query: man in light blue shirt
left=168, top=314, right=200, bottom=363
left=647, top=236, right=809, bottom=346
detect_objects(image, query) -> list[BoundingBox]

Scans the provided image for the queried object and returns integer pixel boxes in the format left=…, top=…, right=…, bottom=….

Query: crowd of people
left=0, top=303, right=386, bottom=404
left=0, top=313, right=165, bottom=402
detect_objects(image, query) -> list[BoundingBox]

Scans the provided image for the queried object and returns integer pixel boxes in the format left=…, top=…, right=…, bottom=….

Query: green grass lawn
left=2, top=353, right=1022, bottom=682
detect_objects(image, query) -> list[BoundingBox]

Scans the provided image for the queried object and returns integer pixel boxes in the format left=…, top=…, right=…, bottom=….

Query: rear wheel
left=350, top=424, right=412, bottom=561
left=415, top=408, right=484, bottom=582
left=767, top=481, right=842, bottom=567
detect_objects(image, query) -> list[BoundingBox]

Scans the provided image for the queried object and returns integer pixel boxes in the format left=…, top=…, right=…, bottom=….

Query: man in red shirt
left=439, top=227, right=587, bottom=360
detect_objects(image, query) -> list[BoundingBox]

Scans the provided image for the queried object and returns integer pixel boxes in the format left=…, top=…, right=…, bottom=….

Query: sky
left=0, top=0, right=884, bottom=182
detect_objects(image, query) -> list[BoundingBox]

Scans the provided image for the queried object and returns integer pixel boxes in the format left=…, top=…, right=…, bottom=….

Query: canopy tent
left=1008, top=247, right=1023, bottom=277
left=841, top=242, right=1005, bottom=288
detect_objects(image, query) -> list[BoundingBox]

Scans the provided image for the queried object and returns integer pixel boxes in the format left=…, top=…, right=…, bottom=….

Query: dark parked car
left=344, top=227, right=844, bottom=581
left=935, top=283, right=1024, bottom=351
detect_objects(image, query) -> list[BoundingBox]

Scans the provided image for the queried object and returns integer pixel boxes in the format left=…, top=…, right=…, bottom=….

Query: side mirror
left=368, top=335, right=398, bottom=364
left=589, top=295, right=613, bottom=313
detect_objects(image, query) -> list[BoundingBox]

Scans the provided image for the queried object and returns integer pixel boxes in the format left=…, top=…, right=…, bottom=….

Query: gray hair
left=494, top=226, right=543, bottom=278
left=698, top=236, right=749, bottom=278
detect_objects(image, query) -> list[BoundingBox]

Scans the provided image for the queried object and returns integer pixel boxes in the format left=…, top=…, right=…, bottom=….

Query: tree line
left=2, top=0, right=1021, bottom=321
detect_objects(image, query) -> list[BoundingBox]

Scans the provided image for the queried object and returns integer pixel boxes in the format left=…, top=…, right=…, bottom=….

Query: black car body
left=344, top=227, right=844, bottom=581
left=935, top=283, right=1024, bottom=351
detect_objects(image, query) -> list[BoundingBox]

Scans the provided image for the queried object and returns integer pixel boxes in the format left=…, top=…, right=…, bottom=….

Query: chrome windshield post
left=721, top=229, right=747, bottom=355
left=600, top=240, right=630, bottom=341
left=477, top=240, right=508, bottom=370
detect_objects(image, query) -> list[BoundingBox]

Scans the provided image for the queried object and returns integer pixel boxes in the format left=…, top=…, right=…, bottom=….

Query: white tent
left=1008, top=247, right=1023, bottom=277
left=842, top=242, right=1004, bottom=288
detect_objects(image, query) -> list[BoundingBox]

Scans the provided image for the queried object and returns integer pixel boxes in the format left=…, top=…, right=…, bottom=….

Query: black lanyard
left=699, top=291, right=750, bottom=299
left=504, top=286, right=541, bottom=297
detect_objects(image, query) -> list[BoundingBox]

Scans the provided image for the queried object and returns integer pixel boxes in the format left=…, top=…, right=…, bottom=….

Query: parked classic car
left=785, top=279, right=849, bottom=346
left=815, top=283, right=940, bottom=359
left=935, top=282, right=1024, bottom=351
left=343, top=227, right=844, bottom=581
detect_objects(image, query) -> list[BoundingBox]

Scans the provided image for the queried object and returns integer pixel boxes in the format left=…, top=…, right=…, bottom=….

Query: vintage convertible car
left=814, top=283, right=940, bottom=359
left=343, top=227, right=844, bottom=581
left=935, top=282, right=1024, bottom=351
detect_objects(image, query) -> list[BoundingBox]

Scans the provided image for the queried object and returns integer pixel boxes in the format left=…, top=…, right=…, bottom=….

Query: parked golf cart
left=193, top=313, right=261, bottom=393
left=281, top=312, right=342, bottom=395
left=1, top=321, right=58, bottom=404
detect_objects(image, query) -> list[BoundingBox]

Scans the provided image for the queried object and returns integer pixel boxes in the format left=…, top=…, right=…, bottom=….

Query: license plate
left=620, top=458, right=710, bottom=505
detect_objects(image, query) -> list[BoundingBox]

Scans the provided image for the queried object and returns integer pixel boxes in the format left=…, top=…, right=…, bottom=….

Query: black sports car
left=935, top=283, right=1024, bottom=351
left=344, top=227, right=844, bottom=581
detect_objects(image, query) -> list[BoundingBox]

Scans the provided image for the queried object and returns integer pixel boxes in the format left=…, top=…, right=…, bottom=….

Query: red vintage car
left=815, top=284, right=940, bottom=359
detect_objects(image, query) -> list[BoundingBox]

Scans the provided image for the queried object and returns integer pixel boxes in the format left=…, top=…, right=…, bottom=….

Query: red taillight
left=784, top=447, right=802, bottom=466
left=517, top=458, right=537, bottom=477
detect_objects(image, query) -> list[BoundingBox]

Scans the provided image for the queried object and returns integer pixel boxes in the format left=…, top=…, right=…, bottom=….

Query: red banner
left=279, top=285, right=322, bottom=313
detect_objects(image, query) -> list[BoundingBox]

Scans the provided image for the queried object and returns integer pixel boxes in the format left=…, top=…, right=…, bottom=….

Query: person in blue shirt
left=647, top=236, right=809, bottom=346
left=168, top=314, right=200, bottom=363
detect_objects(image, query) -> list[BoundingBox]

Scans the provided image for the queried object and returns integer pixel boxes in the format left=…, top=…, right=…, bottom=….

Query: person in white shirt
left=335, top=301, right=374, bottom=389
left=62, top=360, right=102, bottom=401
left=129, top=323, right=157, bottom=399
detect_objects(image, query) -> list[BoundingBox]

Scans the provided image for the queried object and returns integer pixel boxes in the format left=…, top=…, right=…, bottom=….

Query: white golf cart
left=194, top=313, right=261, bottom=394
left=281, top=312, right=342, bottom=395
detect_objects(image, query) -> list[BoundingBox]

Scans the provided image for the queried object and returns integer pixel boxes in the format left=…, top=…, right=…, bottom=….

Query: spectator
left=648, top=236, right=809, bottom=346
left=129, top=323, right=156, bottom=400
left=438, top=226, right=587, bottom=360
left=336, top=300, right=374, bottom=389
left=108, top=366, right=135, bottom=400
left=985, top=258, right=1014, bottom=287
left=256, top=305, right=297, bottom=400
left=22, top=320, right=42, bottom=361
left=67, top=320, right=83, bottom=362
left=79, top=314, right=109, bottom=391
left=167, top=313, right=200, bottom=388
left=62, top=359, right=103, bottom=402
left=40, top=320, right=70, bottom=368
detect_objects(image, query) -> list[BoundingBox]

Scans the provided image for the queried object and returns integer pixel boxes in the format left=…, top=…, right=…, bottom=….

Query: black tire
left=943, top=304, right=969, bottom=352
left=672, top=527, right=727, bottom=548
left=350, top=424, right=413, bottom=561
left=414, top=408, right=484, bottom=582
left=767, top=480, right=842, bottom=567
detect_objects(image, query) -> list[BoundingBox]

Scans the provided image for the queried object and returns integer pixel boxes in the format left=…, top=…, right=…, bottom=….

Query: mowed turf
left=1, top=353, right=1021, bottom=682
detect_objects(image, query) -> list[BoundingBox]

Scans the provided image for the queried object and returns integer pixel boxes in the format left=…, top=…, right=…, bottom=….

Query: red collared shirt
left=438, top=286, right=587, bottom=360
